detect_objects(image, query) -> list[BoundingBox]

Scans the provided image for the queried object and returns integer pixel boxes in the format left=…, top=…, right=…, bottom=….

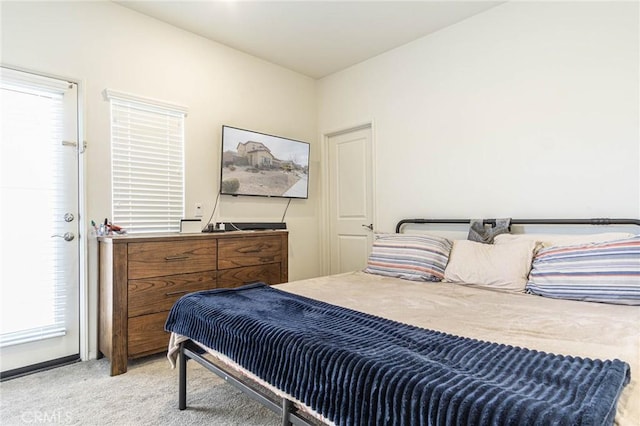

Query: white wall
left=1, top=1, right=320, bottom=359
left=3, top=0, right=639, bottom=360
left=318, top=1, right=640, bottom=233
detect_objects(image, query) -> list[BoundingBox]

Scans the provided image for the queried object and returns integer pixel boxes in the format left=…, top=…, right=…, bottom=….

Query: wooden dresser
left=98, top=230, right=288, bottom=375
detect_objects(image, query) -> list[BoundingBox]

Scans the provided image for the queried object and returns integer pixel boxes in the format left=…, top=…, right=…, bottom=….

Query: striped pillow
left=526, top=235, right=640, bottom=305
left=364, top=234, right=452, bottom=281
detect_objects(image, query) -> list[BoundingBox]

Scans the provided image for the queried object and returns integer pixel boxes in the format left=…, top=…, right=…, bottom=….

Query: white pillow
left=493, top=232, right=634, bottom=248
left=444, top=239, right=539, bottom=292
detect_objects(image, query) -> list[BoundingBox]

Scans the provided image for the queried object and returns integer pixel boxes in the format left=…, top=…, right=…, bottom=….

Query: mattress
left=169, top=270, right=640, bottom=425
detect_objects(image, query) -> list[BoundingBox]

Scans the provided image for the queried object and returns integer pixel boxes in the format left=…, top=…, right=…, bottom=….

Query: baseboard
left=1, top=354, right=80, bottom=381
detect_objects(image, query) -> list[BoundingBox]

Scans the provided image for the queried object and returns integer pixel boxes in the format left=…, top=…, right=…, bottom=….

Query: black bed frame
left=177, top=217, right=639, bottom=425
left=178, top=340, right=314, bottom=425
left=396, top=217, right=640, bottom=233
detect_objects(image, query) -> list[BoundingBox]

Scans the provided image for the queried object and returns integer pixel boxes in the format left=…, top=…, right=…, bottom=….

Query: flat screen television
left=220, top=125, right=310, bottom=199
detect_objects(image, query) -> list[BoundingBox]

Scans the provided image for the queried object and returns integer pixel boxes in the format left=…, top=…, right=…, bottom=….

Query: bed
left=166, top=218, right=640, bottom=426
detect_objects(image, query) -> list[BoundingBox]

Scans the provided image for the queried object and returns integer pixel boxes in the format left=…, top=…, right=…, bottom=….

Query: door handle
left=51, top=232, right=75, bottom=242
left=362, top=224, right=373, bottom=231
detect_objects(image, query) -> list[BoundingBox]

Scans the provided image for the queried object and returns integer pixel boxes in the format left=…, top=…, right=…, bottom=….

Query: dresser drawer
left=217, top=263, right=282, bottom=288
left=128, top=311, right=171, bottom=357
left=128, top=271, right=216, bottom=317
left=128, top=240, right=216, bottom=279
left=218, top=236, right=282, bottom=270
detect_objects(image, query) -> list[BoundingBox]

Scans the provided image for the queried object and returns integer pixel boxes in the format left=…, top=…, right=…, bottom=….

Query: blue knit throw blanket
left=165, top=283, right=630, bottom=426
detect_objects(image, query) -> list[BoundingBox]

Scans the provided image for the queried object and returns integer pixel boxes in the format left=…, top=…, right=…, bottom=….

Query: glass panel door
left=0, top=67, right=80, bottom=374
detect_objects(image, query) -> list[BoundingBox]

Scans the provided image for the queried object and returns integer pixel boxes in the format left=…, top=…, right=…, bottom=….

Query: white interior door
left=327, top=125, right=374, bottom=274
left=0, top=67, right=80, bottom=375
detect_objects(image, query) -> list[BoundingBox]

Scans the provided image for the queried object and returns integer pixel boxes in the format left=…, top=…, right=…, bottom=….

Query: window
left=105, top=90, right=187, bottom=233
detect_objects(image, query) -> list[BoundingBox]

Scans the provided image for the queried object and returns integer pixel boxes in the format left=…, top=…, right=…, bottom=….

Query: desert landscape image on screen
left=220, top=126, right=310, bottom=199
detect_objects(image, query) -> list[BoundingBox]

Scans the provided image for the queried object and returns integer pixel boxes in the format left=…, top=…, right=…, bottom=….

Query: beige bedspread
left=275, top=271, right=639, bottom=426
left=169, top=271, right=639, bottom=425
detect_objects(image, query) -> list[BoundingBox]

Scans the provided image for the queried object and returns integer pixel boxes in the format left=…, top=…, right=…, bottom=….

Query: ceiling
left=116, top=1, right=504, bottom=79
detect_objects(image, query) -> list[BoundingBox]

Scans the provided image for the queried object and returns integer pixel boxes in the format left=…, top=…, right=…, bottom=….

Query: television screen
left=220, top=125, right=310, bottom=199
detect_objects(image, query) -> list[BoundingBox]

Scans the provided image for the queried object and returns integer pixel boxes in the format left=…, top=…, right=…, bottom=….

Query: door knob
left=51, top=232, right=75, bottom=242
left=362, top=223, right=373, bottom=231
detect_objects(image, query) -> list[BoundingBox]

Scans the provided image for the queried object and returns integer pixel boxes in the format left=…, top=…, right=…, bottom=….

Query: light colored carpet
left=0, top=354, right=280, bottom=425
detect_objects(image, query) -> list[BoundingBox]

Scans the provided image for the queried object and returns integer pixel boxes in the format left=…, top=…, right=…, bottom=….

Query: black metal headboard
left=395, top=218, right=640, bottom=233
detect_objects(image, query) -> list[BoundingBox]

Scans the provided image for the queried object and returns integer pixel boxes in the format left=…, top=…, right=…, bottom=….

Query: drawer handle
left=242, top=248, right=263, bottom=254
left=165, top=290, right=190, bottom=296
left=165, top=255, right=189, bottom=261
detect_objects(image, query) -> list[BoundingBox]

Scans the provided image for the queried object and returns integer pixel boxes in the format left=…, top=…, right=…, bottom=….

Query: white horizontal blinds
left=106, top=90, right=187, bottom=233
left=0, top=68, right=70, bottom=346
